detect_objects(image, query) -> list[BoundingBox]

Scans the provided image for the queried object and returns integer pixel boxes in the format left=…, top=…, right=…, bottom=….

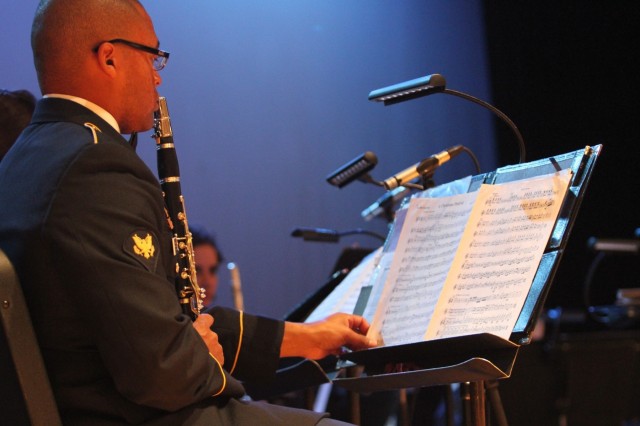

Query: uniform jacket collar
left=31, top=97, right=128, bottom=145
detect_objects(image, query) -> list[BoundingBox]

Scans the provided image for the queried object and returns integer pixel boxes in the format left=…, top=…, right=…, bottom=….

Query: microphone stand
left=337, top=229, right=386, bottom=243
left=291, top=227, right=386, bottom=244
left=419, top=173, right=437, bottom=194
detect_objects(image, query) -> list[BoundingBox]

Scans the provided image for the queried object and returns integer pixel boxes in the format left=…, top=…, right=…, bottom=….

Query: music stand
left=330, top=145, right=601, bottom=425
left=245, top=146, right=601, bottom=426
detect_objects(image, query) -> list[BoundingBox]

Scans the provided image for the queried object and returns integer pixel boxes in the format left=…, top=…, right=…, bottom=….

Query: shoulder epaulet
left=83, top=122, right=102, bottom=144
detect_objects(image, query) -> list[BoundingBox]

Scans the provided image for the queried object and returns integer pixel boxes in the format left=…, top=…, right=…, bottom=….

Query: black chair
left=0, top=249, right=62, bottom=425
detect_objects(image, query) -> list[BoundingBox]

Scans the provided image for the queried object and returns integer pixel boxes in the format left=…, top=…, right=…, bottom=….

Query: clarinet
left=154, top=96, right=204, bottom=320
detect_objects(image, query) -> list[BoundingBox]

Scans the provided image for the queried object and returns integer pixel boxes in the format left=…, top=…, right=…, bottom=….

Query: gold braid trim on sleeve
left=228, top=311, right=244, bottom=374
left=209, top=353, right=227, bottom=397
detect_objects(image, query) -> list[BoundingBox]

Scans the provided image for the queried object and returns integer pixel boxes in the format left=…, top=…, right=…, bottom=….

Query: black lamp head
left=326, top=151, right=378, bottom=188
left=368, top=73, right=446, bottom=106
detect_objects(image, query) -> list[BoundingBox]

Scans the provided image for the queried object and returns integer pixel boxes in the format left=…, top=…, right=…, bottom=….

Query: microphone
left=361, top=186, right=411, bottom=222
left=587, top=237, right=640, bottom=255
left=227, top=262, right=245, bottom=311
left=291, top=227, right=340, bottom=243
left=326, top=151, right=379, bottom=188
left=291, top=227, right=386, bottom=243
left=383, top=145, right=464, bottom=190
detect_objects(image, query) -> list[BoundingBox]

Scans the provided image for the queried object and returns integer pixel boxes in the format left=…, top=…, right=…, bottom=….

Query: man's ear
left=95, top=43, right=117, bottom=76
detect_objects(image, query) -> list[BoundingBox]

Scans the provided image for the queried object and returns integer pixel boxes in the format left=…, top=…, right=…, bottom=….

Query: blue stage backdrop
left=1, top=1, right=497, bottom=318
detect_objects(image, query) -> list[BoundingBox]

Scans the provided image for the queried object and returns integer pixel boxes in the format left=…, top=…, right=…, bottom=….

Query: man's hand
left=280, top=313, right=377, bottom=360
left=193, top=313, right=224, bottom=365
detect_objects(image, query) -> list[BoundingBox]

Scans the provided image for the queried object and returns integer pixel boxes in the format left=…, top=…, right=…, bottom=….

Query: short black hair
left=0, top=89, right=37, bottom=161
left=190, top=226, right=224, bottom=262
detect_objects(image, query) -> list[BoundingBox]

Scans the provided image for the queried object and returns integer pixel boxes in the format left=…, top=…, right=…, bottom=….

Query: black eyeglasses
left=92, top=39, right=170, bottom=71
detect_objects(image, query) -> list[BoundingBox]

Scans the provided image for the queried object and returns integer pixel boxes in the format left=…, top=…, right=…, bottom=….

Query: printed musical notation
left=424, top=169, right=572, bottom=341
left=365, top=169, right=572, bottom=346
left=304, top=248, right=381, bottom=323
left=369, top=189, right=479, bottom=346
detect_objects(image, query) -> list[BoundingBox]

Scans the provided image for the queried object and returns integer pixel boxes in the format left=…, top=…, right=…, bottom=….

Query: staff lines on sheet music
left=386, top=299, right=431, bottom=314
left=382, top=321, right=429, bottom=346
left=447, top=291, right=520, bottom=305
left=477, top=211, right=553, bottom=228
left=480, top=198, right=556, bottom=216
left=388, top=285, right=441, bottom=305
left=436, top=323, right=508, bottom=338
left=461, top=253, right=536, bottom=270
left=473, top=222, right=547, bottom=238
left=406, top=230, right=464, bottom=244
left=383, top=303, right=443, bottom=345
left=469, top=233, right=541, bottom=247
left=383, top=315, right=426, bottom=327
left=410, top=216, right=469, bottom=230
left=383, top=313, right=429, bottom=329
left=484, top=188, right=557, bottom=206
left=438, top=312, right=511, bottom=327
left=403, top=243, right=459, bottom=255
left=453, top=276, right=528, bottom=292
left=457, top=266, right=530, bottom=281
left=398, top=257, right=454, bottom=274
left=445, top=303, right=518, bottom=316
left=414, top=201, right=471, bottom=219
left=390, top=277, right=432, bottom=289
left=400, top=246, right=458, bottom=264
left=464, top=244, right=536, bottom=259
left=395, top=268, right=448, bottom=286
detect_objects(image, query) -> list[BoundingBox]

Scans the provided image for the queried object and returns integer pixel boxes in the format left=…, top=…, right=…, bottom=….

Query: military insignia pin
left=124, top=230, right=159, bottom=272
left=132, top=233, right=155, bottom=259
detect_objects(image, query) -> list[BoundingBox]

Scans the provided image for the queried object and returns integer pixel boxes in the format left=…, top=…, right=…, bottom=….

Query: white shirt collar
left=43, top=94, right=121, bottom=134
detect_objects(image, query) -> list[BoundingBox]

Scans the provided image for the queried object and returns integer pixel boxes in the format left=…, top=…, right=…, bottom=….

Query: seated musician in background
left=0, top=88, right=37, bottom=162
left=0, top=1, right=375, bottom=425
left=191, top=226, right=224, bottom=307
left=0, top=86, right=38, bottom=422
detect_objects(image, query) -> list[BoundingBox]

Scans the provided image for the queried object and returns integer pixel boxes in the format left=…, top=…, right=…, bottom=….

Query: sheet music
left=363, top=176, right=473, bottom=330
left=366, top=170, right=571, bottom=346
left=361, top=250, right=395, bottom=322
left=304, top=248, right=382, bottom=323
left=424, top=169, right=572, bottom=340
left=370, top=191, right=479, bottom=346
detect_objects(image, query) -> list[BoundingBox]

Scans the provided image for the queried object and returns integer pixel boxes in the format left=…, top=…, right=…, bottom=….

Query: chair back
left=0, top=249, right=62, bottom=426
